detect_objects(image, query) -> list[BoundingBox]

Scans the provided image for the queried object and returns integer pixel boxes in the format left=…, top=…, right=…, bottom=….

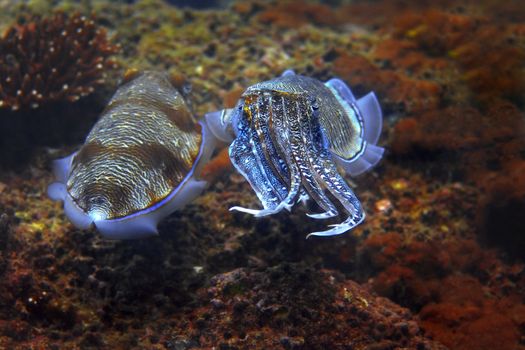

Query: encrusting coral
left=0, top=12, right=119, bottom=111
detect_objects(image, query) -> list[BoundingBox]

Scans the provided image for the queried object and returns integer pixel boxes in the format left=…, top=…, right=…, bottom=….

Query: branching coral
left=0, top=12, right=119, bottom=111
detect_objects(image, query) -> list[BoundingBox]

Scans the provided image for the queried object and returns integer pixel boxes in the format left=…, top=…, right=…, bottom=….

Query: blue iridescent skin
left=205, top=70, right=384, bottom=237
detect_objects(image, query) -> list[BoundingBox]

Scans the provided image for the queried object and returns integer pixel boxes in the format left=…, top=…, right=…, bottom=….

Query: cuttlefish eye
left=205, top=69, right=384, bottom=237
left=48, top=71, right=217, bottom=239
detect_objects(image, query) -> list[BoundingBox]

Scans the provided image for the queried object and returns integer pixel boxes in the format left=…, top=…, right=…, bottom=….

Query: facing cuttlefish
left=48, top=71, right=216, bottom=239
left=206, top=70, right=384, bottom=237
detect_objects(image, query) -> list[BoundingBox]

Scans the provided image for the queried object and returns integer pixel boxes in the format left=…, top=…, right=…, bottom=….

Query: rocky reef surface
left=0, top=0, right=524, bottom=349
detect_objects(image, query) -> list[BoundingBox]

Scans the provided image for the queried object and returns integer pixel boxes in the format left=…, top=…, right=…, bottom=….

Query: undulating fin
left=325, top=78, right=356, bottom=103
left=332, top=89, right=384, bottom=176
left=228, top=110, right=285, bottom=214
left=204, top=109, right=235, bottom=143
left=47, top=182, right=66, bottom=202
left=52, top=152, right=76, bottom=183
left=281, top=69, right=296, bottom=77
left=94, top=178, right=207, bottom=239
left=357, top=92, right=383, bottom=145
left=47, top=152, right=78, bottom=202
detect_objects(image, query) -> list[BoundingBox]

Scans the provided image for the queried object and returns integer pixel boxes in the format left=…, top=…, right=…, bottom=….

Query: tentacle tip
left=282, top=203, right=294, bottom=212
left=253, top=201, right=294, bottom=217
left=306, top=220, right=358, bottom=237
left=253, top=209, right=277, bottom=217
left=229, top=206, right=262, bottom=216
left=306, top=211, right=338, bottom=220
left=297, top=193, right=309, bottom=206
left=305, top=226, right=350, bottom=238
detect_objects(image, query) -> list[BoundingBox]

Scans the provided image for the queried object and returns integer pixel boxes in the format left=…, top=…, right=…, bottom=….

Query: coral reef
left=0, top=12, right=118, bottom=111
left=0, top=0, right=523, bottom=349
left=390, top=64, right=525, bottom=260
left=184, top=265, right=447, bottom=349
left=377, top=4, right=525, bottom=263
left=0, top=170, right=447, bottom=349
left=352, top=171, right=525, bottom=350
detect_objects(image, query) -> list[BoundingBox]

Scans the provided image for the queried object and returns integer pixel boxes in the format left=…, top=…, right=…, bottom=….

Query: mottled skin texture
left=247, top=75, right=365, bottom=160
left=228, top=73, right=367, bottom=236
left=67, top=72, right=202, bottom=220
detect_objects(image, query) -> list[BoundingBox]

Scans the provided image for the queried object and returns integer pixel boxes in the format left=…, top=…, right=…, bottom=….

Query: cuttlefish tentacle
left=255, top=93, right=289, bottom=184
left=282, top=94, right=339, bottom=221
left=305, top=98, right=365, bottom=236
left=263, top=94, right=304, bottom=213
left=307, top=145, right=365, bottom=237
left=228, top=112, right=284, bottom=215
left=252, top=93, right=298, bottom=217
left=232, top=93, right=304, bottom=217
left=291, top=95, right=340, bottom=220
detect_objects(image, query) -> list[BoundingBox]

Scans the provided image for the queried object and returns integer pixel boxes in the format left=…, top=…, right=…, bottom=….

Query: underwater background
left=0, top=0, right=524, bottom=349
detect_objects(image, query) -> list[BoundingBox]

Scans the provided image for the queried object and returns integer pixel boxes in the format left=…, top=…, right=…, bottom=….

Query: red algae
left=360, top=233, right=525, bottom=350
left=391, top=102, right=525, bottom=179
left=420, top=276, right=523, bottom=350
left=220, top=86, right=244, bottom=108
left=332, top=52, right=442, bottom=113
left=390, top=100, right=525, bottom=262
left=350, top=164, right=525, bottom=350
left=257, top=0, right=339, bottom=28
left=391, top=8, right=525, bottom=106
